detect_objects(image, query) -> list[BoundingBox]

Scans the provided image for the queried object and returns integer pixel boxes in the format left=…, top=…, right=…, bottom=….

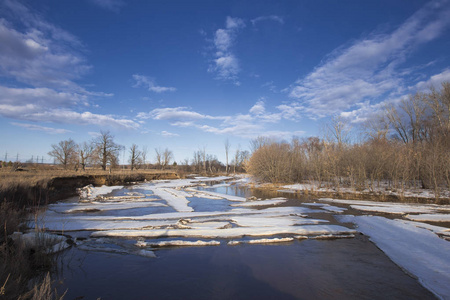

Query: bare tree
left=79, top=141, right=94, bottom=171
left=141, top=146, right=148, bottom=169
left=94, top=131, right=124, bottom=171
left=224, top=139, right=230, bottom=174
left=48, top=139, right=78, bottom=169
left=155, top=148, right=162, bottom=169
left=163, top=148, right=173, bottom=169
left=129, top=144, right=142, bottom=171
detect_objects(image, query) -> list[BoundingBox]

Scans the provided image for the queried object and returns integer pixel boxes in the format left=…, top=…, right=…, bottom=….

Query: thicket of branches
left=247, top=83, right=450, bottom=200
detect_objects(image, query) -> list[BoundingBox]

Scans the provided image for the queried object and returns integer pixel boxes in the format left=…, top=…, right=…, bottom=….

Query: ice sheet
left=186, top=188, right=247, bottom=202
left=405, top=214, right=450, bottom=222
left=228, top=237, right=294, bottom=245
left=141, top=240, right=221, bottom=247
left=78, top=185, right=124, bottom=200
left=48, top=201, right=166, bottom=213
left=91, top=224, right=356, bottom=239
left=231, top=199, right=287, bottom=207
left=338, top=215, right=450, bottom=300
left=149, top=188, right=194, bottom=212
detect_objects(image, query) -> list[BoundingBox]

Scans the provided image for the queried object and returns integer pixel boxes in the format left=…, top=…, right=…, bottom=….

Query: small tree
left=48, top=139, right=78, bottom=169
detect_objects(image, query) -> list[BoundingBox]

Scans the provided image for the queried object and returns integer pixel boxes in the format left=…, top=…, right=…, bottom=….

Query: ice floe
left=337, top=215, right=450, bottom=300
left=230, top=199, right=287, bottom=207
left=48, top=201, right=166, bottom=213
left=319, top=198, right=450, bottom=215
left=78, top=185, right=124, bottom=200
left=405, top=213, right=450, bottom=223
left=228, top=237, right=294, bottom=245
left=303, top=203, right=347, bottom=213
left=91, top=224, right=356, bottom=239
left=138, top=240, right=221, bottom=247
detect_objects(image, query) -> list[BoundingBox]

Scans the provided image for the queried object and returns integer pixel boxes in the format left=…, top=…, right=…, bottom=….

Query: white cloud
left=88, top=0, right=125, bottom=12
left=251, top=15, right=284, bottom=26
left=138, top=99, right=293, bottom=139
left=161, top=131, right=179, bottom=137
left=415, top=68, right=450, bottom=91
left=208, top=17, right=245, bottom=84
left=286, top=0, right=450, bottom=119
left=0, top=1, right=131, bottom=130
left=138, top=107, right=217, bottom=121
left=132, top=74, right=176, bottom=93
left=10, top=122, right=72, bottom=134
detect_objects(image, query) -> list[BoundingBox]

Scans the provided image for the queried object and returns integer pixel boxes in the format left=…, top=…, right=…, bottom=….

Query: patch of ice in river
left=228, top=237, right=294, bottom=245
left=91, top=224, right=356, bottom=239
left=405, top=213, right=450, bottom=223
left=230, top=199, right=287, bottom=207
left=147, top=188, right=194, bottom=212
left=337, top=215, right=450, bottom=300
left=303, top=203, right=347, bottom=213
left=187, top=188, right=247, bottom=202
left=48, top=201, right=166, bottom=213
left=139, top=240, right=221, bottom=247
left=78, top=185, right=124, bottom=200
left=319, top=198, right=450, bottom=214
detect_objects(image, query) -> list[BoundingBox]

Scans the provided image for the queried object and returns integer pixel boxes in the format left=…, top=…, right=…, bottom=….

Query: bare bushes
left=246, top=142, right=303, bottom=183
left=247, top=82, right=450, bottom=202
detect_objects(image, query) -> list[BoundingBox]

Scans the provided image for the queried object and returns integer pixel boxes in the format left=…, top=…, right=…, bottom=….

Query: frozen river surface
left=35, top=177, right=449, bottom=299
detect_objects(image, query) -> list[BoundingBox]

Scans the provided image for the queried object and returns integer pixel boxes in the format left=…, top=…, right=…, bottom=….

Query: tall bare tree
left=79, top=141, right=94, bottom=171
left=48, top=139, right=78, bottom=169
left=224, top=139, right=230, bottom=174
left=94, top=131, right=123, bottom=171
left=129, top=144, right=142, bottom=171
left=163, top=148, right=173, bottom=169
left=141, top=146, right=148, bottom=169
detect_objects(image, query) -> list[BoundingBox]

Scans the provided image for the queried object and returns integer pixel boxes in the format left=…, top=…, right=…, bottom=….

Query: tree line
left=246, top=82, right=450, bottom=200
left=47, top=131, right=249, bottom=174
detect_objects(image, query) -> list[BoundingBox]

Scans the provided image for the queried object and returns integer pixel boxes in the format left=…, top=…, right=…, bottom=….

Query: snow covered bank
left=337, top=215, right=450, bottom=300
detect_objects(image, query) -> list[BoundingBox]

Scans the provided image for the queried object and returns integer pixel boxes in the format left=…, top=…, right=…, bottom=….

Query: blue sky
left=1, top=0, right=450, bottom=164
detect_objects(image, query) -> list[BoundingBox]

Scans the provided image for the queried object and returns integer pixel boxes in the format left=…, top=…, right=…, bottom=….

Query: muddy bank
left=0, top=172, right=179, bottom=208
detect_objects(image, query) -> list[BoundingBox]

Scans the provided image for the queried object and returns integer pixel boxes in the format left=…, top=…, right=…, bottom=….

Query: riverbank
left=0, top=169, right=180, bottom=208
left=248, top=181, right=450, bottom=205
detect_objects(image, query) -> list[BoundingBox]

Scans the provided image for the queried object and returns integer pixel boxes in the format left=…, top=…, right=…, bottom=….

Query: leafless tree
left=163, top=148, right=173, bottom=169
left=48, top=139, right=78, bottom=169
left=224, top=139, right=230, bottom=174
left=141, top=146, right=148, bottom=169
left=155, top=148, right=162, bottom=169
left=79, top=141, right=94, bottom=171
left=129, top=144, right=142, bottom=171
left=93, top=131, right=124, bottom=171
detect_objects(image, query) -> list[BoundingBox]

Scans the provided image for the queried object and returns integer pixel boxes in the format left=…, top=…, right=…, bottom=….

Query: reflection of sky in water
left=187, top=196, right=231, bottom=212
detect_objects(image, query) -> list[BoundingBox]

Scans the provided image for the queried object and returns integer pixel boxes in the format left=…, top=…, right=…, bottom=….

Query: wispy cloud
left=208, top=16, right=245, bottom=85
left=132, top=74, right=176, bottom=93
left=0, top=1, right=136, bottom=129
left=88, top=0, right=125, bottom=12
left=137, top=100, right=298, bottom=139
left=10, top=122, right=72, bottom=134
left=285, top=0, right=450, bottom=120
left=251, top=15, right=284, bottom=26
left=161, top=131, right=179, bottom=137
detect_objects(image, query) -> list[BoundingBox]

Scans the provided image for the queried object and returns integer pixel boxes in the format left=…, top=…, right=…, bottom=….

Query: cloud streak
left=0, top=1, right=137, bottom=129
left=10, top=122, right=72, bottom=134
left=137, top=100, right=299, bottom=139
left=132, top=74, right=176, bottom=93
left=285, top=0, right=450, bottom=120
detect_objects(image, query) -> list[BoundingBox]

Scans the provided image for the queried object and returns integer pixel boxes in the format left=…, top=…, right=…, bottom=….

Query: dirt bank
left=0, top=172, right=179, bottom=208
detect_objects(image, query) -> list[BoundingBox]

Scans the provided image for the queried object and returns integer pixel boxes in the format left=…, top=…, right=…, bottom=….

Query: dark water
left=53, top=183, right=437, bottom=300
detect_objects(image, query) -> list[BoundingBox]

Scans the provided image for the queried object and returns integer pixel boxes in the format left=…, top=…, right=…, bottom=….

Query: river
left=37, top=177, right=446, bottom=299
